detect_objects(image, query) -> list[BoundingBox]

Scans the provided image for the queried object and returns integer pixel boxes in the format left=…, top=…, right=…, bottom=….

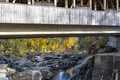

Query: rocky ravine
left=0, top=53, right=84, bottom=80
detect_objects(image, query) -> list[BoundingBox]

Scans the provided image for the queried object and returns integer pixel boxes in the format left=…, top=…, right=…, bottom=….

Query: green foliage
left=0, top=36, right=108, bottom=57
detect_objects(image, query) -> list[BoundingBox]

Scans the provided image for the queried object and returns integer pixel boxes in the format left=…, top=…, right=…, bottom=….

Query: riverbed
left=53, top=69, right=73, bottom=80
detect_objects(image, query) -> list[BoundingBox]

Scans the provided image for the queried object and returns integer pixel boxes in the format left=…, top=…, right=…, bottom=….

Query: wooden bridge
left=0, top=3, right=120, bottom=38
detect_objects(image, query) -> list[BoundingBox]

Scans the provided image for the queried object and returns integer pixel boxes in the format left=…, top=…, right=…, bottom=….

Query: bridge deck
left=0, top=3, right=120, bottom=38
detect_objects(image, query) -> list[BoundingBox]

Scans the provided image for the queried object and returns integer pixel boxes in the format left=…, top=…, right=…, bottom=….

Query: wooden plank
left=80, top=0, right=83, bottom=6
left=65, top=0, right=68, bottom=8
left=94, top=0, right=97, bottom=10
left=90, top=0, right=92, bottom=9
left=99, top=0, right=104, bottom=10
left=110, top=0, right=115, bottom=9
left=54, top=0, right=57, bottom=7
left=28, top=0, right=31, bottom=4
left=117, top=0, right=119, bottom=11
left=32, top=0, right=34, bottom=5
left=73, top=0, right=76, bottom=8
left=47, top=0, right=51, bottom=3
left=104, top=0, right=106, bottom=10
left=86, top=0, right=90, bottom=7
left=6, top=0, right=9, bottom=3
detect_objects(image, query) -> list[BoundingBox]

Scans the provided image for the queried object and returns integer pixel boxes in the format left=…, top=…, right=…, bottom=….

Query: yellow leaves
left=38, top=38, right=47, bottom=52
left=63, top=37, right=77, bottom=49
left=30, top=38, right=38, bottom=47
left=51, top=43, right=59, bottom=52
left=0, top=36, right=108, bottom=56
left=0, top=44, right=4, bottom=54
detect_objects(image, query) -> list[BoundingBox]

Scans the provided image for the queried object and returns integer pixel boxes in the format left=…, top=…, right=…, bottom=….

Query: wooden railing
left=0, top=0, right=120, bottom=10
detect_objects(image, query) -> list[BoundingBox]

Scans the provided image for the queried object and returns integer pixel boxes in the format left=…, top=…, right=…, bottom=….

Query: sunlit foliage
left=0, top=37, right=108, bottom=57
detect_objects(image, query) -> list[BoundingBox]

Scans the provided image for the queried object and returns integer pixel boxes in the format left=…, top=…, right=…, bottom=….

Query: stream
left=53, top=69, right=72, bottom=80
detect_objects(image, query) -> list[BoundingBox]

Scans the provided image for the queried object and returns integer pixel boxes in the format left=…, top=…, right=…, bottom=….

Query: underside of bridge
left=0, top=23, right=120, bottom=38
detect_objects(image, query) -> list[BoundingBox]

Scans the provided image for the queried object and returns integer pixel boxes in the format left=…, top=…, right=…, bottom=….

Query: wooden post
left=104, top=0, right=106, bottom=10
left=65, top=0, right=68, bottom=8
left=80, top=0, right=83, bottom=6
left=28, top=0, right=31, bottom=4
left=106, top=0, right=108, bottom=9
left=117, top=0, right=119, bottom=11
left=54, top=0, right=57, bottom=7
left=94, top=0, right=97, bottom=10
left=32, top=0, right=34, bottom=5
left=6, top=0, right=9, bottom=3
left=90, top=0, right=92, bottom=10
left=73, top=0, right=76, bottom=8
left=47, top=0, right=51, bottom=3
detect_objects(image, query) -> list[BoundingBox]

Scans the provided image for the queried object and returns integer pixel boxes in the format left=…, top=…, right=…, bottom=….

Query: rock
left=6, top=67, right=16, bottom=77
left=0, top=56, right=6, bottom=64
left=58, top=53, right=69, bottom=59
left=98, top=46, right=118, bottom=53
left=11, top=70, right=42, bottom=80
left=36, top=60, right=51, bottom=66
left=0, top=64, right=9, bottom=80
left=15, top=58, right=30, bottom=66
left=32, top=67, right=53, bottom=79
left=92, top=52, right=120, bottom=80
left=12, top=58, right=36, bottom=71
left=70, top=56, right=94, bottom=80
left=34, top=56, right=44, bottom=62
left=44, top=55, right=58, bottom=60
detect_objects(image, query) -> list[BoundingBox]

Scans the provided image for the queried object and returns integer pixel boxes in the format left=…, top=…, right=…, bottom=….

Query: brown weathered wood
left=73, top=0, right=76, bottom=8
left=80, top=0, right=83, bottom=6
left=104, top=0, right=106, bottom=10
left=32, top=0, right=34, bottom=5
left=6, top=0, right=9, bottom=3
left=110, top=0, right=115, bottom=9
left=99, top=0, right=104, bottom=10
left=94, top=0, right=97, bottom=10
left=47, top=0, right=51, bottom=3
left=90, top=0, right=92, bottom=9
left=28, top=0, right=31, bottom=4
left=65, top=0, right=68, bottom=8
left=54, top=0, right=57, bottom=6
left=12, top=0, right=16, bottom=3
left=86, top=0, right=90, bottom=7
left=117, top=0, right=119, bottom=11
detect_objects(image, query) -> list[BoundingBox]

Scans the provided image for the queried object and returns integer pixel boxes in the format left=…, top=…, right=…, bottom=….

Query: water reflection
left=54, top=69, right=72, bottom=80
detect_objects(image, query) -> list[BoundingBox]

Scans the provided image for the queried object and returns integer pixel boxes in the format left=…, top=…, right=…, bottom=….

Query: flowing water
left=53, top=69, right=72, bottom=80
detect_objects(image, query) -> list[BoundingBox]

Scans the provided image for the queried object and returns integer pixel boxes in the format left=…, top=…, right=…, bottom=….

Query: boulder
left=70, top=56, right=94, bottom=80
left=0, top=55, right=6, bottom=64
left=92, top=52, right=120, bottom=80
left=6, top=67, right=16, bottom=77
left=98, top=46, right=118, bottom=53
left=11, top=70, right=42, bottom=80
left=32, top=67, right=53, bottom=79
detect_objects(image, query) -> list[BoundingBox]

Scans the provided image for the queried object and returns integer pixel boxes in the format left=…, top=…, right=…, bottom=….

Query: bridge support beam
left=54, top=0, right=58, bottom=7
left=65, top=0, right=68, bottom=8
left=31, top=0, right=34, bottom=5
left=6, top=0, right=9, bottom=3
left=73, top=0, right=76, bottom=8
left=28, top=0, right=31, bottom=4
left=107, top=36, right=120, bottom=51
left=117, top=0, right=119, bottom=11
